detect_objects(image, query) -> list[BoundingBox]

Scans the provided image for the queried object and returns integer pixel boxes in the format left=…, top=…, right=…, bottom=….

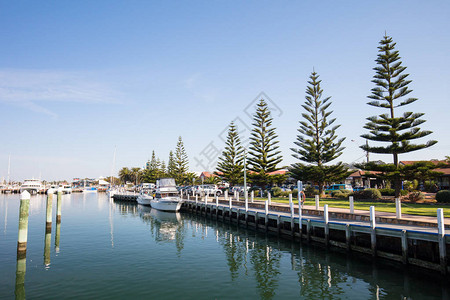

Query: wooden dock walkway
left=181, top=198, right=450, bottom=275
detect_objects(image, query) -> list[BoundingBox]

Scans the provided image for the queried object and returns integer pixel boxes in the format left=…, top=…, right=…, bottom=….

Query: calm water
left=0, top=193, right=449, bottom=299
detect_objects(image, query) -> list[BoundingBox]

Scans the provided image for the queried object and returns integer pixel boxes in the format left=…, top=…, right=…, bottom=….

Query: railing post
left=395, top=198, right=402, bottom=219
left=225, top=190, right=228, bottom=201
left=437, top=208, right=447, bottom=274
left=251, top=190, right=254, bottom=203
left=289, top=193, right=294, bottom=236
left=370, top=206, right=377, bottom=257
left=268, top=192, right=271, bottom=205
left=349, top=196, right=354, bottom=214
left=324, top=204, right=329, bottom=245
left=264, top=200, right=269, bottom=232
left=215, top=194, right=219, bottom=206
left=315, top=195, right=319, bottom=210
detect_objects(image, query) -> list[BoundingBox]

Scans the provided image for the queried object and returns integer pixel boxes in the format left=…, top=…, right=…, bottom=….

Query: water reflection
left=15, top=257, right=26, bottom=300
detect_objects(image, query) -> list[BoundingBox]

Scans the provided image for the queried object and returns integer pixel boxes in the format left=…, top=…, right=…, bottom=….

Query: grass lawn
left=255, top=197, right=450, bottom=218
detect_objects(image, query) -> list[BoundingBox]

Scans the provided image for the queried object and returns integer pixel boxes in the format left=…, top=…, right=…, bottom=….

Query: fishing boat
left=150, top=178, right=182, bottom=212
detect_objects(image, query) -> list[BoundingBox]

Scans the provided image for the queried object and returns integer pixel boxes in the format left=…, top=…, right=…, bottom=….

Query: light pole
left=244, top=149, right=247, bottom=200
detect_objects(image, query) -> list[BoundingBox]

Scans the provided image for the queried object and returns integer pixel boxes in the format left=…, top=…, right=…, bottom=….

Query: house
left=346, top=170, right=383, bottom=188
left=400, top=160, right=450, bottom=190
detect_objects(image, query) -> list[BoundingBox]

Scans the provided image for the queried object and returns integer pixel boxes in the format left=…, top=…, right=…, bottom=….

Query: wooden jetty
left=181, top=198, right=450, bottom=275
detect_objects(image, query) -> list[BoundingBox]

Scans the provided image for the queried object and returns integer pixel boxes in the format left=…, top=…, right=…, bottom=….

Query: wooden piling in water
left=370, top=206, right=377, bottom=257
left=17, top=191, right=30, bottom=258
left=56, top=188, right=62, bottom=224
left=46, top=191, right=53, bottom=232
left=437, top=208, right=447, bottom=274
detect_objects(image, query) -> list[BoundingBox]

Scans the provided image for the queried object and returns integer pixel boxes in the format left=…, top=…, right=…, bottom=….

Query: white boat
left=136, top=188, right=153, bottom=206
left=83, top=187, right=98, bottom=193
left=62, top=185, right=72, bottom=194
left=20, top=179, right=44, bottom=194
left=150, top=178, right=182, bottom=212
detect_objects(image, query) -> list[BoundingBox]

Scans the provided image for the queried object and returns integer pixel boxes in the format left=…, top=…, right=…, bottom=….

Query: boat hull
left=150, top=198, right=182, bottom=212
left=137, top=195, right=152, bottom=206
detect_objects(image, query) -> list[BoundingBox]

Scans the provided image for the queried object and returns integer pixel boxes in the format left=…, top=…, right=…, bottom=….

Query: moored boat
left=20, top=179, right=44, bottom=195
left=151, top=178, right=182, bottom=212
left=136, top=188, right=154, bottom=206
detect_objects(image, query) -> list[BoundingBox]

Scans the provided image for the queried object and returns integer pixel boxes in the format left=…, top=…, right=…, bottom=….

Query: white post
left=438, top=208, right=445, bottom=236
left=234, top=190, right=237, bottom=200
left=315, top=195, right=319, bottom=210
left=215, top=194, right=219, bottom=206
left=205, top=194, right=208, bottom=204
left=225, top=190, right=228, bottom=201
left=324, top=204, right=329, bottom=224
left=370, top=206, right=376, bottom=228
left=245, top=194, right=248, bottom=212
left=268, top=192, right=271, bottom=205
left=229, top=196, right=232, bottom=209
left=251, top=190, right=254, bottom=203
left=265, top=200, right=268, bottom=215
left=349, top=196, right=354, bottom=214
left=297, top=180, right=302, bottom=202
left=187, top=194, right=190, bottom=201
left=236, top=193, right=239, bottom=202
left=289, top=193, right=294, bottom=218
left=195, top=195, right=198, bottom=203
left=395, top=198, right=402, bottom=219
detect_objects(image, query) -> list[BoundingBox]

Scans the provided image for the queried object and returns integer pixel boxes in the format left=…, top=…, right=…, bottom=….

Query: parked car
left=325, top=184, right=353, bottom=194
left=231, top=186, right=251, bottom=196
left=353, top=186, right=366, bottom=192
left=195, top=184, right=222, bottom=196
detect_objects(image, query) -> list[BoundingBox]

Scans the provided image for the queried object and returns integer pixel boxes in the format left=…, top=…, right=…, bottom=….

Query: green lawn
left=255, top=197, right=450, bottom=218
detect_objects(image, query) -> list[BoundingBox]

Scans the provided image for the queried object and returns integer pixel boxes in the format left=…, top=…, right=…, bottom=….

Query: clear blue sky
left=0, top=1, right=449, bottom=181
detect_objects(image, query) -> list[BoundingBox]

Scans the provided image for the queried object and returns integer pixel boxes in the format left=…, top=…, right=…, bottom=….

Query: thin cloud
left=0, top=69, right=122, bottom=117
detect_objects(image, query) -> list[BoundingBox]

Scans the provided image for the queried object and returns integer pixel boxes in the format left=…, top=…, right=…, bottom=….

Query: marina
left=1, top=192, right=449, bottom=299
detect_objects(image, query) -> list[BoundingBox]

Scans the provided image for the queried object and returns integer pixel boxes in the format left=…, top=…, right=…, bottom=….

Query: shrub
left=400, top=190, right=408, bottom=196
left=304, top=186, right=319, bottom=197
left=353, top=188, right=382, bottom=200
left=291, top=189, right=298, bottom=195
left=331, top=190, right=353, bottom=199
left=379, top=188, right=395, bottom=196
left=406, top=191, right=425, bottom=203
left=271, top=187, right=282, bottom=197
left=280, top=191, right=290, bottom=198
left=436, top=190, right=450, bottom=203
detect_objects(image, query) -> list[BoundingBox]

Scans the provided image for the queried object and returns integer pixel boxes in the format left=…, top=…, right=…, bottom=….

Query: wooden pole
left=56, top=187, right=62, bottom=223
left=17, top=191, right=30, bottom=258
left=395, top=198, right=402, bottom=219
left=45, top=190, right=53, bottom=232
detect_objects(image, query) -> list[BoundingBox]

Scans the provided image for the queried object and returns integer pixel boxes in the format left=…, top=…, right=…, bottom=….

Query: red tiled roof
left=349, top=170, right=381, bottom=178
left=400, top=160, right=448, bottom=166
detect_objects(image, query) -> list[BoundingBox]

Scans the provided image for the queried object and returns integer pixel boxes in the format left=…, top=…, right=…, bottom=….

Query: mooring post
left=251, top=190, right=254, bottom=203
left=370, top=206, right=377, bottom=257
left=56, top=187, right=62, bottom=224
left=395, top=198, right=402, bottom=219
left=315, top=195, right=319, bottom=210
left=297, top=180, right=302, bottom=203
left=205, top=194, right=208, bottom=204
left=268, top=192, right=271, bottom=205
left=195, top=195, right=198, bottom=203
left=17, top=191, right=31, bottom=258
left=437, top=208, right=447, bottom=274
left=229, top=196, right=232, bottom=209
left=225, top=190, right=228, bottom=201
left=298, top=197, right=303, bottom=239
left=265, top=200, right=269, bottom=231
left=236, top=193, right=239, bottom=202
left=187, top=194, right=190, bottom=201
left=324, top=204, right=329, bottom=245
left=216, top=194, right=219, bottom=206
left=44, top=228, right=51, bottom=266
left=349, top=196, right=354, bottom=214
left=401, top=230, right=408, bottom=264
left=345, top=224, right=351, bottom=250
left=45, top=190, right=53, bottom=232
left=15, top=256, right=26, bottom=299
left=306, top=219, right=311, bottom=242
left=245, top=193, right=248, bottom=212
left=289, top=194, right=295, bottom=236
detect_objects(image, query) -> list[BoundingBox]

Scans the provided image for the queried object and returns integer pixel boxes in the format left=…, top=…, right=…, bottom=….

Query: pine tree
left=216, top=122, right=245, bottom=186
left=141, top=151, right=161, bottom=183
left=289, top=71, right=349, bottom=195
left=160, top=160, right=166, bottom=176
left=247, top=99, right=282, bottom=187
left=167, top=151, right=176, bottom=178
left=174, top=136, right=189, bottom=183
left=360, top=34, right=437, bottom=197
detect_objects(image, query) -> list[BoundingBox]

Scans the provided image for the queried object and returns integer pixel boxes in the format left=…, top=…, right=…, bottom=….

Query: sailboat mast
left=7, top=154, right=10, bottom=184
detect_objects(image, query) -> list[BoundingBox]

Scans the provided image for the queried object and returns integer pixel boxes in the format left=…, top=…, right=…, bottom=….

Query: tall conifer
left=290, top=71, right=349, bottom=195
left=248, top=99, right=282, bottom=187
left=216, top=122, right=244, bottom=185
left=360, top=34, right=437, bottom=197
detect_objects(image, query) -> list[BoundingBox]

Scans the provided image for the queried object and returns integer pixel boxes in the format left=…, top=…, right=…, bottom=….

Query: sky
left=0, top=1, right=449, bottom=181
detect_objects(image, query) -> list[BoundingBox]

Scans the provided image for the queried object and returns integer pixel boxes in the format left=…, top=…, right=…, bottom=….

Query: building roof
left=400, top=160, right=448, bottom=166
left=348, top=170, right=381, bottom=178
